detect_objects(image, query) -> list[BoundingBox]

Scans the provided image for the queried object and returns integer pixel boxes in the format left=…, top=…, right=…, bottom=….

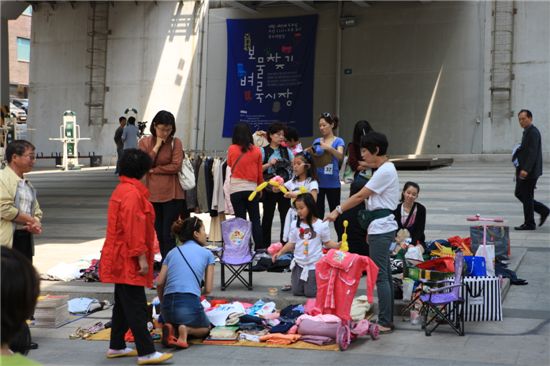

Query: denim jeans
left=368, top=230, right=396, bottom=326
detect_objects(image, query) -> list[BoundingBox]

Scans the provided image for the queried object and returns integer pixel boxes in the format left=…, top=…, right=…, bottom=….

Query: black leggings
left=316, top=188, right=342, bottom=239
left=261, top=190, right=290, bottom=249
left=153, top=199, right=184, bottom=260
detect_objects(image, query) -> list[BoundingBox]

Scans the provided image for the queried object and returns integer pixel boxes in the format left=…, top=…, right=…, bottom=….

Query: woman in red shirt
left=100, top=149, right=172, bottom=365
left=227, top=122, right=264, bottom=249
left=138, top=110, right=184, bottom=261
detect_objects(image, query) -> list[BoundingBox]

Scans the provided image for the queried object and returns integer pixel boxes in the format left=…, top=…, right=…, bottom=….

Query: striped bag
left=451, top=276, right=503, bottom=322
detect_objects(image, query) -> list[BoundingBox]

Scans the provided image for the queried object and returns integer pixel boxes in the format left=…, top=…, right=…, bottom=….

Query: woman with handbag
left=138, top=110, right=185, bottom=260
left=156, top=217, right=215, bottom=349
left=227, top=122, right=264, bottom=250
left=325, top=132, right=399, bottom=334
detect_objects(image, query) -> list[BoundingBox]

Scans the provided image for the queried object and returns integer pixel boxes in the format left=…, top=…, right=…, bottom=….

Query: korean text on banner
left=223, top=15, right=318, bottom=138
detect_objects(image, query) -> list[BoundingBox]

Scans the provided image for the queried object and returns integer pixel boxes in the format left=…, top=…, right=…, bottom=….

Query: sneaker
left=106, top=347, right=138, bottom=358
left=137, top=352, right=173, bottom=365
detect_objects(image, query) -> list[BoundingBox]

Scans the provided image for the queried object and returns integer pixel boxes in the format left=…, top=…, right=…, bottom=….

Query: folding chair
left=220, top=217, right=254, bottom=291
left=419, top=252, right=466, bottom=336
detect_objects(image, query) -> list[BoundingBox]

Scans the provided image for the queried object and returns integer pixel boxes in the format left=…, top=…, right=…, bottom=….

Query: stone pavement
left=21, top=161, right=550, bottom=365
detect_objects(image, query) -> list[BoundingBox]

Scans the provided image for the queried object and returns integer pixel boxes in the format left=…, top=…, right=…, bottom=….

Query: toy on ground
left=267, top=242, right=283, bottom=257
left=340, top=220, right=349, bottom=252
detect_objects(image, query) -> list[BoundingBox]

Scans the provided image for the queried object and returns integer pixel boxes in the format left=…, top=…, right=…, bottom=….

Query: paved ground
left=19, top=162, right=550, bottom=365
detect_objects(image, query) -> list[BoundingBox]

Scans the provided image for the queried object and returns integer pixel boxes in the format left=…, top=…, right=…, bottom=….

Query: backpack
left=262, top=146, right=292, bottom=182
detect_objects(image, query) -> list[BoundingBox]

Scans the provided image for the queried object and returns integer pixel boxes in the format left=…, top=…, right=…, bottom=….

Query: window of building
left=22, top=6, right=32, bottom=16
left=17, top=37, right=30, bottom=62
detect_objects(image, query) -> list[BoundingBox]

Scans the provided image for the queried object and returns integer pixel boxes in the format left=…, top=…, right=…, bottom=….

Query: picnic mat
left=85, top=328, right=339, bottom=351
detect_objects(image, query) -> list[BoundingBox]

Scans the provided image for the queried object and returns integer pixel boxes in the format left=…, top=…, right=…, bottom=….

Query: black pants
left=316, top=188, right=341, bottom=219
left=515, top=176, right=550, bottom=227
left=230, top=191, right=263, bottom=250
left=110, top=284, right=155, bottom=356
left=153, top=199, right=184, bottom=260
left=317, top=187, right=342, bottom=239
left=13, top=230, right=33, bottom=263
left=115, top=147, right=123, bottom=174
left=261, top=190, right=290, bottom=249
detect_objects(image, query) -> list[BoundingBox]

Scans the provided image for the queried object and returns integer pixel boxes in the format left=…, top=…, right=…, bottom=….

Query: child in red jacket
left=100, top=149, right=172, bottom=365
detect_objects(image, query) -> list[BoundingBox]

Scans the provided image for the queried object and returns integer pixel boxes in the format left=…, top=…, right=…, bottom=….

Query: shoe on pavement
left=137, top=352, right=173, bottom=365
left=514, top=224, right=536, bottom=231
left=106, top=347, right=138, bottom=358
left=540, top=212, right=549, bottom=227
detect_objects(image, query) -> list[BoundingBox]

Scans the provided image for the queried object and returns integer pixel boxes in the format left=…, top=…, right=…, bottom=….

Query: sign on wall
left=223, top=15, right=318, bottom=138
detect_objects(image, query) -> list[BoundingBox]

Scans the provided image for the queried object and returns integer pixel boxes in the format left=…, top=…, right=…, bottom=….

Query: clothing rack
left=185, top=149, right=227, bottom=159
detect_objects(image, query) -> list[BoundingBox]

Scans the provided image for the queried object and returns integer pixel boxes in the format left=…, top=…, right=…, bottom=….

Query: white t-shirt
left=289, top=218, right=331, bottom=268
left=282, top=178, right=319, bottom=242
left=365, top=162, right=399, bottom=234
left=284, top=177, right=319, bottom=194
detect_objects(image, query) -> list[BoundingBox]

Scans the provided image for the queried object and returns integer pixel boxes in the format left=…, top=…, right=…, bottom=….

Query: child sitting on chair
left=272, top=193, right=340, bottom=298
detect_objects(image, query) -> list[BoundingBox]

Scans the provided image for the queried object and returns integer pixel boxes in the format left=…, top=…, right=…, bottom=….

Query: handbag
left=470, top=225, right=510, bottom=258
left=171, top=140, right=195, bottom=191
left=464, top=256, right=487, bottom=276
left=341, top=156, right=354, bottom=183
left=449, top=276, right=503, bottom=322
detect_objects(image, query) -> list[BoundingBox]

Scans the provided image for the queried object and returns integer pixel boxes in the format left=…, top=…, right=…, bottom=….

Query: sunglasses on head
left=321, top=112, right=332, bottom=119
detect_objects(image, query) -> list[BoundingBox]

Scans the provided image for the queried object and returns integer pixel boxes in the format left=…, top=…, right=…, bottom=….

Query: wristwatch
left=335, top=205, right=343, bottom=215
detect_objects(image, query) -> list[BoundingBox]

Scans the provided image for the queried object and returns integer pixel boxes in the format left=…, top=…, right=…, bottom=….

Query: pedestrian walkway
left=26, top=161, right=550, bottom=365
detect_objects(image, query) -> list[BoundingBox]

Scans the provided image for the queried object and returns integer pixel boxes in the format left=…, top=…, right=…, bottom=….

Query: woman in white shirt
left=325, top=131, right=399, bottom=334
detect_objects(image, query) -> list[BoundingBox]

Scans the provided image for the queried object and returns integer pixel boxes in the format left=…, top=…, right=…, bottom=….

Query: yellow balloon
left=248, top=191, right=257, bottom=201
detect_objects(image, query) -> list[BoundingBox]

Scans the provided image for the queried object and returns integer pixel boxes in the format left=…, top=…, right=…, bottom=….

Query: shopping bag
left=470, top=225, right=510, bottom=258
left=464, top=256, right=487, bottom=276
left=457, top=276, right=503, bottom=322
left=475, top=244, right=495, bottom=276
left=416, top=257, right=455, bottom=273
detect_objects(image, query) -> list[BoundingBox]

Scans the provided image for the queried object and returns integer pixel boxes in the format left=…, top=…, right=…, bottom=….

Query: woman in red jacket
left=100, top=149, right=172, bottom=365
left=227, top=122, right=264, bottom=249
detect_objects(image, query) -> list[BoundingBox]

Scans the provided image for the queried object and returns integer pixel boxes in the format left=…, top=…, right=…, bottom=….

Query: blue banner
left=223, top=15, right=318, bottom=138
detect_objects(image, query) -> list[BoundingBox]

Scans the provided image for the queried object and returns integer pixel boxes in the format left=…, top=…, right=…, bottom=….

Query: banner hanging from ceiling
left=222, top=15, right=318, bottom=137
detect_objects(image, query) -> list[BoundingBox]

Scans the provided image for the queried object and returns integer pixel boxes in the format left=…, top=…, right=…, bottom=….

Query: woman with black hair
left=100, top=148, right=172, bottom=364
left=139, top=110, right=185, bottom=260
left=261, top=122, right=294, bottom=249
left=1, top=247, right=40, bottom=363
left=325, top=132, right=399, bottom=334
left=394, top=182, right=426, bottom=248
left=227, top=122, right=263, bottom=250
left=311, top=113, right=345, bottom=220
left=347, top=120, right=374, bottom=196
left=156, top=217, right=215, bottom=349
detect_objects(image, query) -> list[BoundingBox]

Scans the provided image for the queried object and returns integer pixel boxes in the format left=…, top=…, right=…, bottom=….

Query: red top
left=99, top=176, right=156, bottom=288
left=347, top=143, right=362, bottom=172
left=227, top=144, right=263, bottom=185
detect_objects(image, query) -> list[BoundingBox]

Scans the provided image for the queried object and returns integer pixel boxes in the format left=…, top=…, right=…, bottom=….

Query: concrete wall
left=26, top=1, right=550, bottom=160
left=204, top=1, right=487, bottom=155
left=28, top=1, right=202, bottom=159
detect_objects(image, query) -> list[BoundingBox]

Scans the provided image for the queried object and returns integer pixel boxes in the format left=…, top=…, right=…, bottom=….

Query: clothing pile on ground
left=199, top=294, right=379, bottom=349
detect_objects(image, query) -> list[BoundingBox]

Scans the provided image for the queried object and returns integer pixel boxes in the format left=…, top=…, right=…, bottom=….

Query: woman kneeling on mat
left=156, top=217, right=215, bottom=348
